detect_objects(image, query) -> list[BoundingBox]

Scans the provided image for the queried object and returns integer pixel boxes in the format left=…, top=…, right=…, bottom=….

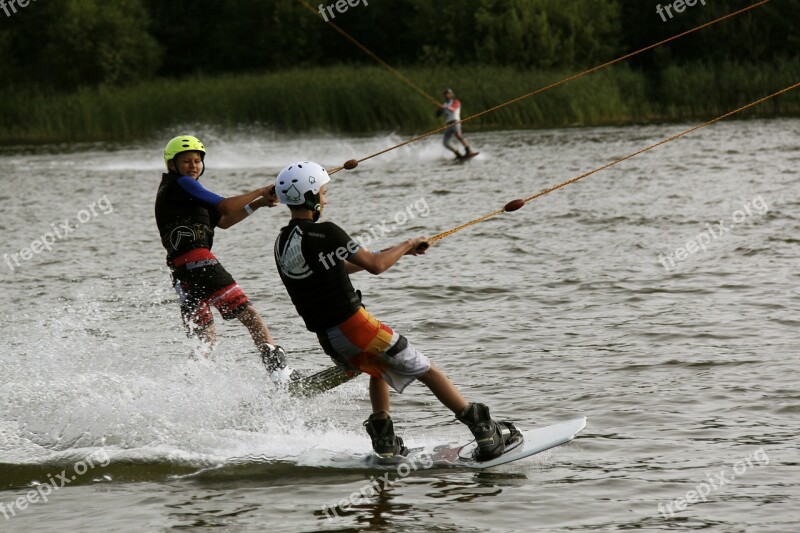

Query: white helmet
left=275, top=161, right=330, bottom=211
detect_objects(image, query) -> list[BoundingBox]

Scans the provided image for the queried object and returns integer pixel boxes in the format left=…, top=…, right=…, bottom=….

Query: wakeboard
left=367, top=416, right=587, bottom=470
left=288, top=365, right=360, bottom=397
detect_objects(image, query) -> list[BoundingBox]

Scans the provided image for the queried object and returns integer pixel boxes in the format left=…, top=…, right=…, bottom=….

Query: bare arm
left=346, top=237, right=428, bottom=275
left=345, top=261, right=365, bottom=275
left=345, top=245, right=391, bottom=274
left=216, top=185, right=278, bottom=229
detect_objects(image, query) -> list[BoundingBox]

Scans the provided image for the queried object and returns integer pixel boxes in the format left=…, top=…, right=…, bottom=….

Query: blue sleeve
left=176, top=176, right=224, bottom=208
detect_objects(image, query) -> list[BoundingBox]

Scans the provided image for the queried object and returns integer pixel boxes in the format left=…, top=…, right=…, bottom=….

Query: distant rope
left=297, top=0, right=440, bottom=105
left=427, top=80, right=800, bottom=244
left=325, top=0, right=773, bottom=175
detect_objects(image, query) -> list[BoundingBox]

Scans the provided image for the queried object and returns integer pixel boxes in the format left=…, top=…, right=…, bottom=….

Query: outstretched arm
left=346, top=237, right=428, bottom=275
left=216, top=185, right=278, bottom=229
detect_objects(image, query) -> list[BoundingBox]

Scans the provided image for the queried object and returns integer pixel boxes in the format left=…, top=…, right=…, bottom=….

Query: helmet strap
left=303, top=191, right=321, bottom=212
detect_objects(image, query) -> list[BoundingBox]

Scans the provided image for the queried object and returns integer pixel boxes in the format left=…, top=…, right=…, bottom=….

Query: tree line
left=0, top=0, right=796, bottom=92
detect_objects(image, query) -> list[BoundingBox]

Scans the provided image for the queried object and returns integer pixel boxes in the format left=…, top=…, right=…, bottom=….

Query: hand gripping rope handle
left=423, top=81, right=799, bottom=247
left=292, top=79, right=800, bottom=396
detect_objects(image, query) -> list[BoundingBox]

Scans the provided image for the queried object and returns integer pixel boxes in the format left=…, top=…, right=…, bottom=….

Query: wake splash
left=0, top=288, right=380, bottom=490
left=35, top=128, right=459, bottom=173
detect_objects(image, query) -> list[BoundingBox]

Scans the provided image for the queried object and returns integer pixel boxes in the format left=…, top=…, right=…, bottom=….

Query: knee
left=417, top=364, right=438, bottom=382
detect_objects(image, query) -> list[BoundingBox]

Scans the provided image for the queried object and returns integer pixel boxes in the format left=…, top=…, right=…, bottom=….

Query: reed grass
left=1, top=61, right=798, bottom=144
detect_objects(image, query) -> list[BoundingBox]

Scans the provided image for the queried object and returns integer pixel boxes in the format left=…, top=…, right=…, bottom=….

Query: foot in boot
left=457, top=402, right=507, bottom=461
left=364, top=414, right=408, bottom=458
left=260, top=344, right=300, bottom=383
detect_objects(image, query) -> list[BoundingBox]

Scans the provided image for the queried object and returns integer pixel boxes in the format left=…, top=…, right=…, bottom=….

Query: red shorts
left=169, top=249, right=250, bottom=332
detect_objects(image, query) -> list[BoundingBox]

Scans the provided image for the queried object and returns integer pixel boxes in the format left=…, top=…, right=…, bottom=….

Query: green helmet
left=164, top=135, right=206, bottom=170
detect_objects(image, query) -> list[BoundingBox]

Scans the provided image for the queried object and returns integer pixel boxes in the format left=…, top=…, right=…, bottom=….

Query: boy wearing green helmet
left=155, top=135, right=293, bottom=381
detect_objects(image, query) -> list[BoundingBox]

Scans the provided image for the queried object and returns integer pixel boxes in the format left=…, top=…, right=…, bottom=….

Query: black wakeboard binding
left=457, top=402, right=522, bottom=461
left=364, top=414, right=408, bottom=458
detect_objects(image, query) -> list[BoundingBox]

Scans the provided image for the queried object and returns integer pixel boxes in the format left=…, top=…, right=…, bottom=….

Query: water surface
left=1, top=119, right=798, bottom=531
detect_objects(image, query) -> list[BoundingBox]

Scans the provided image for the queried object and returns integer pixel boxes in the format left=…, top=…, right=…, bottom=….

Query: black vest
left=154, top=173, right=220, bottom=261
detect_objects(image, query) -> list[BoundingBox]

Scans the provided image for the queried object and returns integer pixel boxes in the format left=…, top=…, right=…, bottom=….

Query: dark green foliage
left=0, top=0, right=797, bottom=142
left=472, top=0, right=621, bottom=69
left=3, top=0, right=798, bottom=90
left=0, top=0, right=160, bottom=90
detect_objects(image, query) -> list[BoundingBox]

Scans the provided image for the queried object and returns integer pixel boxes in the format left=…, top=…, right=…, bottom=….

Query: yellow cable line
left=325, top=0, right=773, bottom=175
left=297, top=0, right=440, bottom=106
left=428, top=81, right=800, bottom=244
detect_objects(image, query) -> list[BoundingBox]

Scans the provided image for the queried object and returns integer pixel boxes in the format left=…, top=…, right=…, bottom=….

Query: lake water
left=1, top=119, right=798, bottom=532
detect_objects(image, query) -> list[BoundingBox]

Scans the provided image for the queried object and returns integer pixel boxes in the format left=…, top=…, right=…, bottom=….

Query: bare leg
left=236, top=304, right=275, bottom=349
left=443, top=131, right=463, bottom=157
left=455, top=132, right=471, bottom=153
left=417, top=365, right=468, bottom=414
left=364, top=376, right=405, bottom=456
left=182, top=303, right=217, bottom=357
left=194, top=323, right=217, bottom=358
left=369, top=376, right=390, bottom=419
left=443, top=140, right=460, bottom=157
left=419, top=366, right=512, bottom=459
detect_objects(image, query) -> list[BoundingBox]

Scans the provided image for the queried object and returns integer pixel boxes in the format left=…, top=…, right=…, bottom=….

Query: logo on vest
left=170, top=226, right=197, bottom=250
left=276, top=226, right=312, bottom=279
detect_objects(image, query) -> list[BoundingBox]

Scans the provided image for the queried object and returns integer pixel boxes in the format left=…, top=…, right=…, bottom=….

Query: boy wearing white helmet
left=155, top=135, right=292, bottom=381
left=273, top=161, right=518, bottom=460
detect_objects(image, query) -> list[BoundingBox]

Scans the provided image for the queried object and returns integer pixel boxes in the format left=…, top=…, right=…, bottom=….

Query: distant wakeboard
left=454, top=151, right=479, bottom=163
left=367, top=416, right=587, bottom=470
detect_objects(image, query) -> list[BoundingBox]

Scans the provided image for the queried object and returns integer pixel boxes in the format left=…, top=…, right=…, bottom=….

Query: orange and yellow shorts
left=317, top=307, right=431, bottom=393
